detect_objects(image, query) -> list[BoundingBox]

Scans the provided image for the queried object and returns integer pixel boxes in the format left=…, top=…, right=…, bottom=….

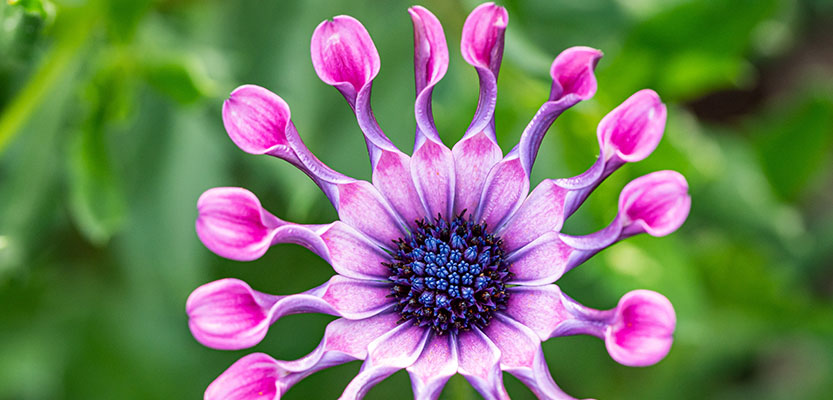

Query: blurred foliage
left=1, top=0, right=833, bottom=399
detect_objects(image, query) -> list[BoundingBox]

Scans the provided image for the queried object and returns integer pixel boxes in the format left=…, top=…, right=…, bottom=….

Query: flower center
left=386, top=213, right=511, bottom=335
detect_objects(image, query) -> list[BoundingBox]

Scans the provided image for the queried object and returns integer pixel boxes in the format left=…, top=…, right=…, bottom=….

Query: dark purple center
left=386, top=213, right=511, bottom=335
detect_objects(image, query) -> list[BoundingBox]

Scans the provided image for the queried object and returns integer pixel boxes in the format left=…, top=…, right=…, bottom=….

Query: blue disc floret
left=386, top=212, right=512, bottom=335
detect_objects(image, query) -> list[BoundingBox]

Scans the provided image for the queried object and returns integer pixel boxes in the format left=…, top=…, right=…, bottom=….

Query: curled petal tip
left=549, top=46, right=603, bottom=102
left=598, top=89, right=667, bottom=162
left=410, top=5, right=449, bottom=92
left=196, top=187, right=278, bottom=261
left=311, top=15, right=380, bottom=98
left=605, top=290, right=676, bottom=367
left=222, top=85, right=292, bottom=155
left=619, top=170, right=691, bottom=237
left=205, top=353, right=281, bottom=400
left=461, top=2, right=508, bottom=73
left=187, top=279, right=276, bottom=350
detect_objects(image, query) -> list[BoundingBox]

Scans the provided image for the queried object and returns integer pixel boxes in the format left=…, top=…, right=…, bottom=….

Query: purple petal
left=411, top=140, right=455, bottom=219
left=196, top=187, right=282, bottom=261
left=503, top=285, right=575, bottom=341
left=340, top=322, right=431, bottom=399
left=406, top=333, right=457, bottom=400
left=619, top=170, right=691, bottom=237
left=605, top=290, right=676, bottom=367
left=549, top=46, right=603, bottom=102
left=337, top=180, right=408, bottom=247
left=318, top=222, right=392, bottom=279
left=186, top=276, right=392, bottom=350
left=222, top=85, right=294, bottom=158
left=598, top=89, right=666, bottom=163
left=452, top=131, right=503, bottom=216
left=205, top=353, right=281, bottom=400
left=497, top=180, right=568, bottom=252
left=456, top=328, right=510, bottom=400
left=311, top=16, right=380, bottom=103
left=461, top=3, right=507, bottom=76
left=506, top=232, right=573, bottom=285
left=372, top=151, right=427, bottom=228
left=410, top=6, right=448, bottom=147
left=475, top=157, right=529, bottom=231
left=484, top=315, right=578, bottom=400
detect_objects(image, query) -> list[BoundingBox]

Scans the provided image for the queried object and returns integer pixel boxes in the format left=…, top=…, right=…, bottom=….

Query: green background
left=2, top=0, right=833, bottom=399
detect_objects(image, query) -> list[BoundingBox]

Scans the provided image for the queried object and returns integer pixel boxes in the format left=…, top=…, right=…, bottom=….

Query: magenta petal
left=337, top=180, right=408, bottom=247
left=598, top=89, right=666, bottom=163
left=410, top=6, right=448, bottom=96
left=411, top=140, right=455, bottom=219
left=196, top=187, right=280, bottom=261
left=318, top=222, right=391, bottom=279
left=372, top=150, right=427, bottom=228
left=205, top=353, right=281, bottom=400
left=461, top=3, right=507, bottom=74
left=497, top=180, right=568, bottom=252
left=222, top=85, right=294, bottom=157
left=475, top=157, right=529, bottom=229
left=549, top=46, right=602, bottom=102
left=456, top=328, right=510, bottom=400
left=485, top=315, right=577, bottom=400
left=506, top=232, right=573, bottom=285
left=311, top=15, right=380, bottom=102
left=340, top=322, right=431, bottom=399
left=605, top=290, right=676, bottom=367
left=504, top=286, right=574, bottom=341
left=619, top=170, right=691, bottom=237
left=452, top=131, right=503, bottom=216
left=406, top=334, right=457, bottom=400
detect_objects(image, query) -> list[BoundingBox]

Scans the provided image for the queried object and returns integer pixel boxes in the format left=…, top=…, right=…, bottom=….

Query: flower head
left=189, top=3, right=691, bottom=399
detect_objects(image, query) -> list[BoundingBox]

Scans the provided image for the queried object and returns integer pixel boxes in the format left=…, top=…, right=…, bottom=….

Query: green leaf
left=141, top=56, right=214, bottom=105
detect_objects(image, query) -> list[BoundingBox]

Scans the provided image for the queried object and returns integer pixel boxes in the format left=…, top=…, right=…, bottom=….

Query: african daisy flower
left=188, top=3, right=690, bottom=399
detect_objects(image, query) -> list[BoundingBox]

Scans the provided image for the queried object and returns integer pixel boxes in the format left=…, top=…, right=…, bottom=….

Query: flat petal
left=205, top=353, right=281, bottom=400
left=485, top=315, right=577, bottom=400
left=311, top=16, right=380, bottom=101
left=497, top=179, right=568, bottom=252
left=605, top=290, right=676, bottom=367
left=373, top=150, right=425, bottom=228
left=619, top=170, right=691, bottom=237
left=222, top=85, right=294, bottom=157
left=196, top=187, right=281, bottom=261
left=456, top=328, right=509, bottom=400
left=187, top=276, right=392, bottom=350
left=340, top=322, right=431, bottom=399
left=475, top=157, right=528, bottom=230
left=318, top=222, right=391, bottom=279
left=337, top=180, right=408, bottom=247
left=452, top=131, right=503, bottom=216
left=598, top=89, right=666, bottom=163
left=411, top=140, right=455, bottom=219
left=504, top=285, right=574, bottom=341
left=461, top=3, right=507, bottom=74
left=506, top=232, right=573, bottom=285
left=406, top=333, right=458, bottom=400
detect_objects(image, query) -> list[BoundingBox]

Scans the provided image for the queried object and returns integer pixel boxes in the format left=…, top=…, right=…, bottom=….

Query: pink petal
left=186, top=276, right=392, bottom=350
left=549, top=46, right=602, bottom=102
left=372, top=150, right=426, bottom=228
left=406, top=333, right=457, bottom=400
left=196, top=187, right=281, bottom=261
left=337, top=180, right=408, bottom=247
left=605, top=290, right=676, bottom=367
left=452, top=131, right=503, bottom=216
left=504, top=285, right=574, bottom=341
left=461, top=3, right=508, bottom=74
left=506, top=232, right=573, bottom=285
left=411, top=139, right=455, bottom=219
left=311, top=16, right=380, bottom=101
left=222, top=85, right=293, bottom=157
left=340, top=322, right=431, bottom=399
left=475, top=157, right=528, bottom=230
left=410, top=6, right=448, bottom=96
left=497, top=179, right=568, bottom=252
left=619, top=170, right=691, bottom=237
left=484, top=315, right=577, bottom=400
left=205, top=353, right=281, bottom=400
left=456, top=328, right=510, bottom=400
left=598, top=89, right=666, bottom=163
left=318, top=222, right=391, bottom=279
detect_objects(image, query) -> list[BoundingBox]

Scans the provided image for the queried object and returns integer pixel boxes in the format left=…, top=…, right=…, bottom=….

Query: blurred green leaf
left=141, top=56, right=214, bottom=105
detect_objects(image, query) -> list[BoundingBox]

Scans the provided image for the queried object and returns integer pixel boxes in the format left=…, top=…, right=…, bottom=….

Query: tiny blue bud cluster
left=386, top=212, right=511, bottom=335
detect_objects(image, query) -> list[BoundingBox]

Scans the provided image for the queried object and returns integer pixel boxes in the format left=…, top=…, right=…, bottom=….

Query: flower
left=188, top=2, right=691, bottom=399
